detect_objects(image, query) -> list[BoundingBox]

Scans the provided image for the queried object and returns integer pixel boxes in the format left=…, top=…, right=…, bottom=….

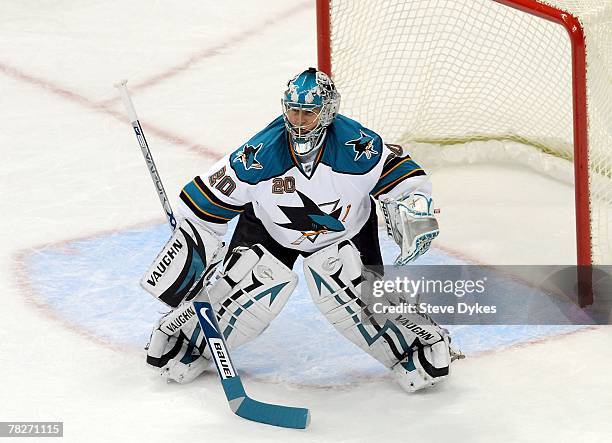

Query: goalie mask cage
left=316, top=0, right=612, bottom=274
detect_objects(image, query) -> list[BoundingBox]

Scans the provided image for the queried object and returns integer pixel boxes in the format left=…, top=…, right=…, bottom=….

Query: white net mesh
left=326, top=0, right=612, bottom=264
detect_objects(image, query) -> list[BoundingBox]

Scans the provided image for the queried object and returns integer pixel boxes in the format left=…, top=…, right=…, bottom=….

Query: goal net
left=317, top=0, right=612, bottom=265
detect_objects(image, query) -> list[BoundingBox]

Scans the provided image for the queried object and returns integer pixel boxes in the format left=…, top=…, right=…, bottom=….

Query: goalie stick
left=115, top=80, right=310, bottom=429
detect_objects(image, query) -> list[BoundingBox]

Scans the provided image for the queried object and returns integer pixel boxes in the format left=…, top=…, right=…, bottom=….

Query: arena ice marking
left=24, top=223, right=586, bottom=386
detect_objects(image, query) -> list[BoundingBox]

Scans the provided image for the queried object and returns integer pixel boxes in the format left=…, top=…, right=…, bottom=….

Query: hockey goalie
left=142, top=68, right=459, bottom=393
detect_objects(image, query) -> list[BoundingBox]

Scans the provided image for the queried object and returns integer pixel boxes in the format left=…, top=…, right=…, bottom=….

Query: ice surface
left=2, top=1, right=611, bottom=442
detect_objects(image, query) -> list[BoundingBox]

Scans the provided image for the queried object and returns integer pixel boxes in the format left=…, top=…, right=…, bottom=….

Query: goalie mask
left=282, top=68, right=340, bottom=156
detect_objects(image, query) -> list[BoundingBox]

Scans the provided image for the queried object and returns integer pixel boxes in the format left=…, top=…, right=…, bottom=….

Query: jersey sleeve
left=370, top=144, right=431, bottom=200
left=177, top=155, right=250, bottom=236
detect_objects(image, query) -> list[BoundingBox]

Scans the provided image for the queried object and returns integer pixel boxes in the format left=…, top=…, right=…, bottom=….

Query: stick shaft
left=115, top=80, right=176, bottom=230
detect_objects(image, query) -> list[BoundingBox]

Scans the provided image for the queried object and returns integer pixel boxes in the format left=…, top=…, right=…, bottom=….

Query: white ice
left=1, top=1, right=611, bottom=442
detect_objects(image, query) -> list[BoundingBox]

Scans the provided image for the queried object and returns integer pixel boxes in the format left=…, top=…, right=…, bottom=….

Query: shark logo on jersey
left=276, top=190, right=351, bottom=244
left=233, top=143, right=263, bottom=170
left=346, top=130, right=378, bottom=161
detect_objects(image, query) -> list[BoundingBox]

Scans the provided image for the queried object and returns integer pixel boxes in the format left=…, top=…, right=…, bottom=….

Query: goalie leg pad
left=209, top=244, right=298, bottom=349
left=303, top=240, right=403, bottom=367
left=303, top=240, right=453, bottom=391
left=146, top=244, right=297, bottom=384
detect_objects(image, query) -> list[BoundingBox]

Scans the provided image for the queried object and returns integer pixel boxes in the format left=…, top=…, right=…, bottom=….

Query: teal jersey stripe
left=183, top=180, right=242, bottom=221
left=371, top=159, right=424, bottom=197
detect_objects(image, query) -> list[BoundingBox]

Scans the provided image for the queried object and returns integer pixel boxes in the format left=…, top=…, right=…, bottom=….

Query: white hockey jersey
left=177, top=114, right=431, bottom=253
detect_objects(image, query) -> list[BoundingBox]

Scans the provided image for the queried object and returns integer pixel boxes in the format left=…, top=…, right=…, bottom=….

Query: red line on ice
left=0, top=62, right=220, bottom=158
left=96, top=0, right=311, bottom=106
left=0, top=0, right=310, bottom=157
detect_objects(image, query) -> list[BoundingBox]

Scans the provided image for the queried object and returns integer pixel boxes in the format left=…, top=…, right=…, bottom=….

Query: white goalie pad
left=303, top=240, right=402, bottom=367
left=208, top=244, right=298, bottom=349
left=140, top=219, right=226, bottom=308
left=146, top=243, right=297, bottom=384
left=303, top=240, right=453, bottom=391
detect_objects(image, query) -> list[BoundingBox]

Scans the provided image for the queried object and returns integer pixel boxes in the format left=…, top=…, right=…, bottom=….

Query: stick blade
left=235, top=397, right=310, bottom=429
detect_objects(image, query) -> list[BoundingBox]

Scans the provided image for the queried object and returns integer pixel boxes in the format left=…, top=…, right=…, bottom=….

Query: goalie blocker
left=140, top=219, right=226, bottom=308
